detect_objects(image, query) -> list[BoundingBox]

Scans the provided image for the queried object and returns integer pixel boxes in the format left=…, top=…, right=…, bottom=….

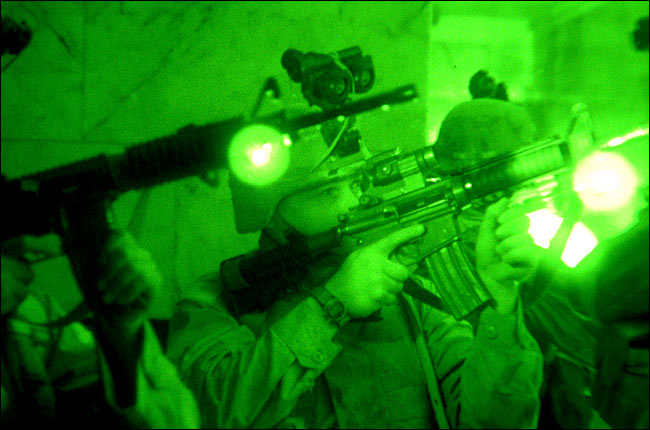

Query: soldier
left=1, top=232, right=200, bottom=427
left=168, top=107, right=544, bottom=428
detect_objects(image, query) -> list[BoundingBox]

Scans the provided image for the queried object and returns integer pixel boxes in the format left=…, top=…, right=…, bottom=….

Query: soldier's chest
left=324, top=303, right=433, bottom=428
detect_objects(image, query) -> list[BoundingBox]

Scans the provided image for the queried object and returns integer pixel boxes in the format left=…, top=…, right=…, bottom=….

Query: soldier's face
left=278, top=179, right=362, bottom=236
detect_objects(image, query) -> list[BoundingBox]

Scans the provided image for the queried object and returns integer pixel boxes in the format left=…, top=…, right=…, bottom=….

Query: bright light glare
left=526, top=209, right=598, bottom=267
left=228, top=124, right=291, bottom=187
left=250, top=143, right=272, bottom=166
left=561, top=222, right=598, bottom=268
left=573, top=151, right=638, bottom=211
left=527, top=209, right=563, bottom=249
left=606, top=127, right=649, bottom=147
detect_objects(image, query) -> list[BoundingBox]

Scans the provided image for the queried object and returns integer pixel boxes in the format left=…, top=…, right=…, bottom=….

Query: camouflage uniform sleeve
left=166, top=273, right=342, bottom=428
left=420, top=299, right=543, bottom=429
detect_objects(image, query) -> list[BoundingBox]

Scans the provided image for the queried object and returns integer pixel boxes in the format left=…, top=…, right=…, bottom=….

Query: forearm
left=458, top=305, right=543, bottom=429
left=94, top=316, right=145, bottom=409
left=98, top=321, right=200, bottom=428
left=170, top=296, right=341, bottom=428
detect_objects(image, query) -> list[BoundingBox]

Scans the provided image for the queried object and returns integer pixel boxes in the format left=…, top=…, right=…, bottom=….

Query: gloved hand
left=325, top=224, right=426, bottom=319
left=95, top=231, right=162, bottom=337
left=476, top=198, right=541, bottom=313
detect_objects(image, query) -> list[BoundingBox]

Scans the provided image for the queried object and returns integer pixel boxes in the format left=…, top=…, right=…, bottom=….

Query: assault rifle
left=222, top=127, right=594, bottom=320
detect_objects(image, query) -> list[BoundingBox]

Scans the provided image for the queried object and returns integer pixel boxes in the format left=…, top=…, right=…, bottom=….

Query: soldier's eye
left=319, top=187, right=340, bottom=198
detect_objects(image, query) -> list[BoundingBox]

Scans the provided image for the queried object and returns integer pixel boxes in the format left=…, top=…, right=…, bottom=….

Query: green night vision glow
left=251, top=143, right=273, bottom=166
left=526, top=209, right=563, bottom=249
left=228, top=124, right=292, bottom=187
left=526, top=209, right=599, bottom=268
left=605, top=126, right=649, bottom=148
left=573, top=151, right=639, bottom=212
left=561, top=222, right=598, bottom=268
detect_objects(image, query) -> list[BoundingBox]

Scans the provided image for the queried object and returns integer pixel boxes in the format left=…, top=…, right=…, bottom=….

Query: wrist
left=95, top=314, right=145, bottom=349
left=493, top=298, right=517, bottom=314
left=307, top=285, right=351, bottom=327
left=480, top=274, right=519, bottom=315
left=95, top=320, right=144, bottom=409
